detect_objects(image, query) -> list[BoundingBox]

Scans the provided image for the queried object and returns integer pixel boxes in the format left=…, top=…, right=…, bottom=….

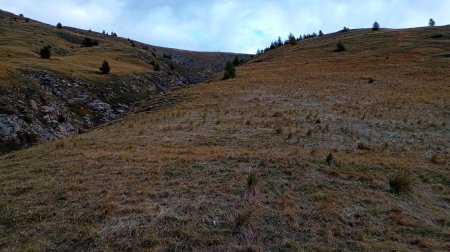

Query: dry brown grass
left=1, top=24, right=450, bottom=250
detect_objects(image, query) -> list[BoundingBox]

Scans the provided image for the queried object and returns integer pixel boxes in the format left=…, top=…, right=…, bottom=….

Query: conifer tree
left=429, top=18, right=435, bottom=27
left=99, top=60, right=110, bottom=74
left=372, top=21, right=380, bottom=31
left=223, top=61, right=236, bottom=80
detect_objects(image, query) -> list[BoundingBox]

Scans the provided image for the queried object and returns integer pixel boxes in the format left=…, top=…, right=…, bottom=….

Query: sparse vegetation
left=39, top=45, right=51, bottom=59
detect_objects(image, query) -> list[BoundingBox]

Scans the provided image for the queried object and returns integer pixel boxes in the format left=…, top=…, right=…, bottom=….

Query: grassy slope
left=0, top=11, right=247, bottom=86
left=1, top=26, right=449, bottom=250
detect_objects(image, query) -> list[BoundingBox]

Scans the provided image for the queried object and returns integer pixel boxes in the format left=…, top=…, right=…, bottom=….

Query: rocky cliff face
left=0, top=70, right=196, bottom=154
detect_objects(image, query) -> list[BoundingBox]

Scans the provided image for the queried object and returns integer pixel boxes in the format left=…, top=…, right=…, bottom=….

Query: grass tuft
left=235, top=206, right=256, bottom=229
left=389, top=170, right=412, bottom=195
left=0, top=204, right=15, bottom=228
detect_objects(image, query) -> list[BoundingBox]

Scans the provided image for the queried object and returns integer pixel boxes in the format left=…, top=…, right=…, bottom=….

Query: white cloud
left=1, top=0, right=449, bottom=53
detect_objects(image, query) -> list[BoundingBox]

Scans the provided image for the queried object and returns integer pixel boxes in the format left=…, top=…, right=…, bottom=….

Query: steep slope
left=0, top=10, right=250, bottom=153
left=0, top=26, right=449, bottom=250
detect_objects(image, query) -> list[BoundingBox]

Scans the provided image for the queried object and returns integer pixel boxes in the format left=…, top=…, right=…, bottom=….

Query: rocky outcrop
left=0, top=70, right=195, bottom=154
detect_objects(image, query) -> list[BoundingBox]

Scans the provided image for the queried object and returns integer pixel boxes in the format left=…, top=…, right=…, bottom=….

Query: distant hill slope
left=1, top=16, right=449, bottom=251
left=0, top=10, right=251, bottom=153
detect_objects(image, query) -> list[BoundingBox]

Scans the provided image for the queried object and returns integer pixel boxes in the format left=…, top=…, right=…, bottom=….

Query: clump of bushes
left=340, top=26, right=350, bottom=32
left=81, top=37, right=99, bottom=47
left=99, top=60, right=110, bottom=74
left=39, top=45, right=51, bottom=59
left=56, top=22, right=62, bottom=29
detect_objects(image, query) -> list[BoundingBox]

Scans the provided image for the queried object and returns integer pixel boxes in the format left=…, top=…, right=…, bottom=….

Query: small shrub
left=0, top=204, right=15, bottom=228
left=153, top=62, right=160, bottom=71
left=274, top=127, right=283, bottom=135
left=39, top=45, right=51, bottom=59
left=222, top=61, right=236, bottom=80
left=326, top=153, right=333, bottom=165
left=335, top=41, right=346, bottom=52
left=99, top=60, right=110, bottom=74
left=56, top=22, right=62, bottom=29
left=430, top=34, right=443, bottom=39
left=368, top=77, right=375, bottom=83
left=318, top=30, right=324, bottom=36
left=25, top=18, right=29, bottom=22
left=389, top=170, right=412, bottom=195
left=372, top=21, right=380, bottom=31
left=23, top=115, right=33, bottom=124
left=247, top=170, right=260, bottom=189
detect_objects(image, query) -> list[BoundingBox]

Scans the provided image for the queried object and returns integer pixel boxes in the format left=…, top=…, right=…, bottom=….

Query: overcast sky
left=1, top=0, right=449, bottom=53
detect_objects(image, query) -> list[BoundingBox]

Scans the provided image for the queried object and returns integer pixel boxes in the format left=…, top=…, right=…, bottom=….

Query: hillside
left=1, top=22, right=450, bottom=251
left=0, top=10, right=250, bottom=153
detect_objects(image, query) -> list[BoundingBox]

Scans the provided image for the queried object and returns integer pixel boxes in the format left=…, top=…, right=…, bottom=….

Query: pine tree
left=277, top=36, right=282, bottom=47
left=99, top=60, right=110, bottom=74
left=429, top=18, right=435, bottom=27
left=372, top=21, right=380, bottom=31
left=318, top=30, right=324, bottom=36
left=288, top=33, right=297, bottom=45
left=233, top=56, right=240, bottom=66
left=223, top=61, right=236, bottom=80
left=40, top=45, right=51, bottom=59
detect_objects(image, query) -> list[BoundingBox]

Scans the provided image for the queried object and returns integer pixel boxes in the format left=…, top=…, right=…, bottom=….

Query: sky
left=1, top=0, right=449, bottom=53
